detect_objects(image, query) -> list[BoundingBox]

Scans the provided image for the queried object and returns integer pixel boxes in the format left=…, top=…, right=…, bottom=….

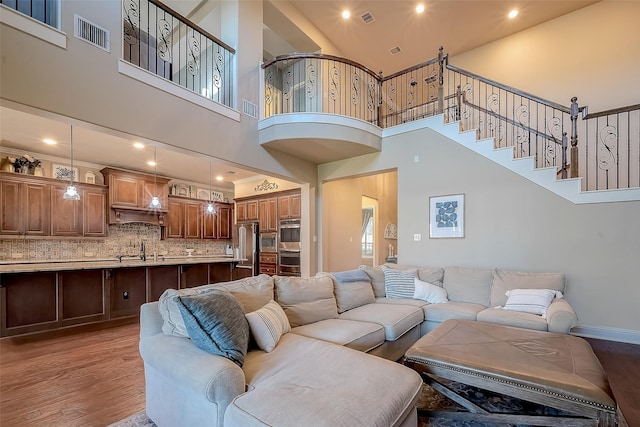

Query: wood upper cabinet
left=164, top=197, right=202, bottom=239
left=82, top=187, right=107, bottom=237
left=203, top=202, right=232, bottom=240
left=164, top=198, right=185, bottom=238
left=184, top=200, right=202, bottom=239
left=51, top=185, right=82, bottom=236
left=259, top=198, right=278, bottom=232
left=0, top=176, right=50, bottom=236
left=236, top=200, right=258, bottom=222
left=278, top=193, right=301, bottom=219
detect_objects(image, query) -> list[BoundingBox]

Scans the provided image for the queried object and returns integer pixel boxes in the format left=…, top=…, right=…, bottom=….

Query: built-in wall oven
left=279, top=219, right=301, bottom=276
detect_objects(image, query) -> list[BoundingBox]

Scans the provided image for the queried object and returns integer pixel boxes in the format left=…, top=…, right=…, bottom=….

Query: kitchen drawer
left=259, top=265, right=277, bottom=275
left=260, top=253, right=277, bottom=264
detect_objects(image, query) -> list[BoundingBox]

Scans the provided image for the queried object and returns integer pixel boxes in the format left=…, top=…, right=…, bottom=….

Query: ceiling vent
left=360, top=12, right=375, bottom=24
left=74, top=14, right=110, bottom=52
left=389, top=46, right=402, bottom=55
left=242, top=99, right=259, bottom=119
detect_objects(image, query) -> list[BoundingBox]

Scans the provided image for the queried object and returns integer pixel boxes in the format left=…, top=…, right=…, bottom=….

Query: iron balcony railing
left=122, top=0, right=234, bottom=108
left=1, top=0, right=59, bottom=27
left=263, top=48, right=639, bottom=192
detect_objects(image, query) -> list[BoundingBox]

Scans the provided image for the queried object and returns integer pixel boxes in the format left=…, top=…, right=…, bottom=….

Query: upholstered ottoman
left=404, top=319, right=617, bottom=426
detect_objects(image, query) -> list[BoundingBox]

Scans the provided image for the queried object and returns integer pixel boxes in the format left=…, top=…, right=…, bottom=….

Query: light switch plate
left=413, top=234, right=421, bottom=241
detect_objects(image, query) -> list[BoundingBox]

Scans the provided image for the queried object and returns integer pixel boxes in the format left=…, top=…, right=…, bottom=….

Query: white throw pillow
left=245, top=300, right=291, bottom=352
left=501, top=288, right=563, bottom=317
left=413, top=277, right=448, bottom=304
left=381, top=266, right=417, bottom=298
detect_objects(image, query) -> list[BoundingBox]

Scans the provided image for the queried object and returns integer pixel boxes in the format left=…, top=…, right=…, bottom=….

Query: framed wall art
left=429, top=194, right=464, bottom=238
left=52, top=164, right=78, bottom=181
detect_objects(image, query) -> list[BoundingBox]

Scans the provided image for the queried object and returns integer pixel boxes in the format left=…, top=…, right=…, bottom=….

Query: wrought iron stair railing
left=262, top=48, right=639, bottom=192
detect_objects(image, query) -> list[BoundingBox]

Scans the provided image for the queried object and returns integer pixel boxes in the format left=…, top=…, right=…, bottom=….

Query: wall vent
left=360, top=12, right=375, bottom=24
left=74, top=14, right=110, bottom=52
left=243, top=99, right=259, bottom=119
left=389, top=46, right=402, bottom=55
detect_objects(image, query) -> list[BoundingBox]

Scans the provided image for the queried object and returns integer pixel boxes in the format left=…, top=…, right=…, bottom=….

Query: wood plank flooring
left=1, top=322, right=638, bottom=427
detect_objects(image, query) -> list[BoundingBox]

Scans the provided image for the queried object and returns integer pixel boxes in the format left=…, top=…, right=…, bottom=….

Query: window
left=1, top=0, right=59, bottom=28
left=361, top=208, right=374, bottom=256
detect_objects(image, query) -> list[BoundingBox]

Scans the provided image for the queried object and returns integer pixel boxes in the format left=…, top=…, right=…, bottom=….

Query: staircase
left=412, top=115, right=640, bottom=204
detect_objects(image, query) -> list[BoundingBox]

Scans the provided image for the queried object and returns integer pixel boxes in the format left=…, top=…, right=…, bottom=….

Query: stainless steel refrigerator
left=233, top=222, right=258, bottom=279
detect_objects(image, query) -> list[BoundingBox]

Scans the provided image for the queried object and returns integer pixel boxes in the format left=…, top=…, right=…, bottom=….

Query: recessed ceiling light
left=342, top=10, right=351, bottom=19
left=133, top=142, right=145, bottom=149
left=147, top=160, right=157, bottom=167
left=508, top=9, right=519, bottom=19
left=43, top=138, right=57, bottom=145
left=416, top=4, right=425, bottom=14
left=215, top=175, right=224, bottom=181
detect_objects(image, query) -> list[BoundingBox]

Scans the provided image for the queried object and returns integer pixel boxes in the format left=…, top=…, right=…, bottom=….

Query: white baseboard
left=571, top=325, right=640, bottom=345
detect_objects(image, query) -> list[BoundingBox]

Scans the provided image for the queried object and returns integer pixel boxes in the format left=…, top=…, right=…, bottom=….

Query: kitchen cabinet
left=1, top=272, right=57, bottom=334
left=180, top=264, right=209, bottom=288
left=259, top=252, right=277, bottom=275
left=82, top=187, right=108, bottom=237
left=101, top=167, right=170, bottom=225
left=208, top=263, right=233, bottom=283
left=59, top=269, right=105, bottom=323
left=148, top=265, right=179, bottom=301
left=278, top=192, right=301, bottom=219
left=164, top=198, right=185, bottom=238
left=259, top=198, right=278, bottom=232
left=108, top=267, right=147, bottom=318
left=164, top=197, right=202, bottom=239
left=236, top=200, right=258, bottom=222
left=203, top=202, right=233, bottom=240
left=51, top=185, right=82, bottom=236
left=0, top=177, right=50, bottom=236
left=184, top=200, right=202, bottom=239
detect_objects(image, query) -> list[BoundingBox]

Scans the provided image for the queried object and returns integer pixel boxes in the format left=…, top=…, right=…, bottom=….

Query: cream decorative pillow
left=245, top=300, right=291, bottom=352
left=381, top=266, right=417, bottom=299
left=501, top=288, right=563, bottom=317
left=413, top=277, right=448, bottom=304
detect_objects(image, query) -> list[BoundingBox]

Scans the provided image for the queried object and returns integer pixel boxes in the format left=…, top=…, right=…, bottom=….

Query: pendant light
left=149, top=147, right=161, bottom=209
left=63, top=125, right=80, bottom=200
left=206, top=159, right=216, bottom=214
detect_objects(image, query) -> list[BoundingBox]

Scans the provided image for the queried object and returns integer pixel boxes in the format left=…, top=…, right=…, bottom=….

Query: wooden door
left=51, top=185, right=82, bottom=236
left=23, top=182, right=50, bottom=236
left=236, top=201, right=247, bottom=222
left=82, top=187, right=107, bottom=237
left=278, top=196, right=290, bottom=220
left=217, top=204, right=232, bottom=239
left=259, top=198, right=277, bottom=232
left=202, top=209, right=218, bottom=239
left=246, top=200, right=259, bottom=221
left=0, top=180, right=22, bottom=235
left=289, top=194, right=301, bottom=218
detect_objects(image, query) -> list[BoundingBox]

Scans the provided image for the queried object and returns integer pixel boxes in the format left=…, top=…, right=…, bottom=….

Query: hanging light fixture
left=206, top=159, right=216, bottom=214
left=149, top=147, right=162, bottom=209
left=63, top=125, right=80, bottom=200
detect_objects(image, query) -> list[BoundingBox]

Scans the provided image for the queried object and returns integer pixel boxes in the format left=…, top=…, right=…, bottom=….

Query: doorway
left=361, top=197, right=378, bottom=267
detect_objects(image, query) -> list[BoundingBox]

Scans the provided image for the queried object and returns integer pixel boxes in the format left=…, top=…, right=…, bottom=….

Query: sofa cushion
left=443, top=267, right=493, bottom=306
left=291, top=318, right=385, bottom=353
left=382, top=266, right=417, bottom=299
left=229, top=333, right=422, bottom=427
left=490, top=269, right=566, bottom=307
left=274, top=274, right=338, bottom=327
left=158, top=274, right=274, bottom=338
left=413, top=277, right=448, bottom=304
left=423, top=302, right=485, bottom=323
left=386, top=264, right=445, bottom=287
left=246, top=299, right=291, bottom=353
left=360, top=265, right=386, bottom=297
left=375, top=297, right=428, bottom=308
left=176, top=289, right=250, bottom=367
left=502, top=288, right=563, bottom=316
left=330, top=270, right=375, bottom=313
left=339, top=303, right=424, bottom=341
left=477, top=307, right=548, bottom=331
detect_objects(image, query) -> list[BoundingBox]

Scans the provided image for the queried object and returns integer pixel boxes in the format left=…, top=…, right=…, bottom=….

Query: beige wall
left=322, top=170, right=397, bottom=272
left=450, top=1, right=640, bottom=111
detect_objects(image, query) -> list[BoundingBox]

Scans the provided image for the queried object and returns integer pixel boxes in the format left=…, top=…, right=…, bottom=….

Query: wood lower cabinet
left=259, top=253, right=277, bottom=275
left=209, top=263, right=232, bottom=283
left=59, top=269, right=105, bottom=322
left=1, top=272, right=57, bottom=333
left=180, top=264, right=209, bottom=288
left=148, top=265, right=179, bottom=302
left=109, top=267, right=147, bottom=318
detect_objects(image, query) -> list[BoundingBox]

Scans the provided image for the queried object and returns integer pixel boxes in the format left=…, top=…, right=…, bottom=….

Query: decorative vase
left=1, top=157, right=15, bottom=172
left=33, top=167, right=44, bottom=177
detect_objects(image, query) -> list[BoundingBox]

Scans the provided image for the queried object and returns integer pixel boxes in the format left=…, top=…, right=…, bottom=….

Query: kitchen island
left=0, top=257, right=243, bottom=337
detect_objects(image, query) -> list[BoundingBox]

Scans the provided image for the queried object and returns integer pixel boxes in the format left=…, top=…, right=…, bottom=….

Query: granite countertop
left=0, top=256, right=242, bottom=273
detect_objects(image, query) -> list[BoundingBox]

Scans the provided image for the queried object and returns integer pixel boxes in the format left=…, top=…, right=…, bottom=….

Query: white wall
left=319, top=126, right=640, bottom=335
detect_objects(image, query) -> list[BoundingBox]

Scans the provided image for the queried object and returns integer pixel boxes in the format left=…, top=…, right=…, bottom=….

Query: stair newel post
left=570, top=97, right=579, bottom=178
left=437, top=46, right=444, bottom=114
left=377, top=70, right=384, bottom=127
left=561, top=132, right=568, bottom=179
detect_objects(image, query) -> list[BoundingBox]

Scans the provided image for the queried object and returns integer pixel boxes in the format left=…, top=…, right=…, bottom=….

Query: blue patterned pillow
left=381, top=266, right=417, bottom=299
left=177, top=288, right=250, bottom=367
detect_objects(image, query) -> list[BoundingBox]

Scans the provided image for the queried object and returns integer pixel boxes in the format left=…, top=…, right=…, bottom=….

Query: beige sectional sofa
left=139, top=264, right=578, bottom=427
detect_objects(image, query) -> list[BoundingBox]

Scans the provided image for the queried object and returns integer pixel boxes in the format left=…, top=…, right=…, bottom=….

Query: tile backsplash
left=0, top=223, right=230, bottom=262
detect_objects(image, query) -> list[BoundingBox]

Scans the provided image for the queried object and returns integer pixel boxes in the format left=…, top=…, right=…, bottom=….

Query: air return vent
left=360, top=12, right=375, bottom=24
left=74, top=14, right=110, bottom=52
left=243, top=99, right=258, bottom=119
left=389, top=46, right=402, bottom=55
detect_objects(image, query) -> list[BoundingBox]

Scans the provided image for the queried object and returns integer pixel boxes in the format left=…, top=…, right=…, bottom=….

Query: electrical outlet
left=123, top=291, right=129, bottom=300
left=414, top=155, right=420, bottom=163
left=413, top=234, right=422, bottom=241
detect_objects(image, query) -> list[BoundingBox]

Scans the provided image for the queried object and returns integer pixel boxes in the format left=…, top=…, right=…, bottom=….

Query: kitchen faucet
left=140, top=241, right=146, bottom=261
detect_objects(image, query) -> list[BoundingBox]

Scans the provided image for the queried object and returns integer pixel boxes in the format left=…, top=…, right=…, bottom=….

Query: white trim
left=571, top=325, right=640, bottom=345
left=117, top=59, right=240, bottom=122
left=0, top=4, right=66, bottom=49
left=259, top=112, right=382, bottom=136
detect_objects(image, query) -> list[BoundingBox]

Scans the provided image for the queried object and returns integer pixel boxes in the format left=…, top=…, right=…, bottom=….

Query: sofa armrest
left=546, top=298, right=578, bottom=334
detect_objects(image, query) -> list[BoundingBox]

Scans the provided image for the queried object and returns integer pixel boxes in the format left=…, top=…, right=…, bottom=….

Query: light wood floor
left=1, top=321, right=638, bottom=427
